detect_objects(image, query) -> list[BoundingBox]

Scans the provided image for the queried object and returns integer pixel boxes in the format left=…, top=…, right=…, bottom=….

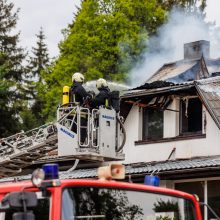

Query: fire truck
left=0, top=163, right=202, bottom=220
left=0, top=87, right=209, bottom=220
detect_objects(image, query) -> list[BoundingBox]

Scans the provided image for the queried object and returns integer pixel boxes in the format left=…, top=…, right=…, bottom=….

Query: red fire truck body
left=0, top=178, right=202, bottom=220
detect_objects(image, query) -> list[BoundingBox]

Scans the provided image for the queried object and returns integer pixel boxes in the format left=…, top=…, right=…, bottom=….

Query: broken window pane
left=180, top=98, right=202, bottom=134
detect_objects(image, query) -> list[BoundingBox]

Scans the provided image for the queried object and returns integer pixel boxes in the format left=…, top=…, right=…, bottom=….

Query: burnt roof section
left=133, top=81, right=175, bottom=90
left=121, top=82, right=195, bottom=99
left=147, top=56, right=210, bottom=84
left=195, top=76, right=220, bottom=129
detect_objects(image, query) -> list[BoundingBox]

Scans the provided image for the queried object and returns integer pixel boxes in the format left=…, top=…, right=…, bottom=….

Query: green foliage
left=27, top=27, right=50, bottom=80
left=0, top=0, right=25, bottom=137
left=19, top=106, right=39, bottom=132
left=157, top=0, right=206, bottom=11
left=0, top=56, right=21, bottom=137
left=153, top=199, right=179, bottom=212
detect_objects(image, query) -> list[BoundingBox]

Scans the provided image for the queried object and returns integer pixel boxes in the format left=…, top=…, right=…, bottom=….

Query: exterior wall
left=123, top=105, right=140, bottom=162
left=123, top=100, right=220, bottom=164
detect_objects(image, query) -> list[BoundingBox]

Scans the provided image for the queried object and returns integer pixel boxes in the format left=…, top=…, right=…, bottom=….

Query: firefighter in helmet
left=71, top=72, right=91, bottom=105
left=92, top=78, right=110, bottom=109
left=70, top=72, right=91, bottom=144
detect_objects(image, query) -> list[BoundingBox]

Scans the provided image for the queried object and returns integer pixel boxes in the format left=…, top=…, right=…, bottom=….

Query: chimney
left=184, top=40, right=210, bottom=60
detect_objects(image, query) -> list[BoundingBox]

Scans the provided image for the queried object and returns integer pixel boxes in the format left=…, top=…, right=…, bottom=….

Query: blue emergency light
left=144, top=175, right=160, bottom=186
left=42, top=164, right=59, bottom=180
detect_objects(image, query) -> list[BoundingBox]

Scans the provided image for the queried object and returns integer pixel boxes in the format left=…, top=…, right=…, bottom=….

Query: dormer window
left=180, top=98, right=202, bottom=134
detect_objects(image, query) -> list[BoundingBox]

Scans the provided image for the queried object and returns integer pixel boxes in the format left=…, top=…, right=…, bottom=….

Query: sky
left=13, top=0, right=81, bottom=58
left=11, top=0, right=220, bottom=58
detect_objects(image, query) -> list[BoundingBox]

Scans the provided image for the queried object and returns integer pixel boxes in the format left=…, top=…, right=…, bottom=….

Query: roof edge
left=195, top=81, right=220, bottom=130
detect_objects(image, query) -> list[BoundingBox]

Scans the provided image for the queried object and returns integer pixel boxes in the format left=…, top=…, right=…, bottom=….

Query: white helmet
left=96, top=78, right=108, bottom=89
left=72, top=72, right=84, bottom=83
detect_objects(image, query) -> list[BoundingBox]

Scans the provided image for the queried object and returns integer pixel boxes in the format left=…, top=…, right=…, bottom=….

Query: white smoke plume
left=84, top=80, right=130, bottom=94
left=129, top=9, right=220, bottom=87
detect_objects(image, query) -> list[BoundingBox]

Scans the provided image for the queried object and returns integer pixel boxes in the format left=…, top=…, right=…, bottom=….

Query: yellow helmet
left=72, top=72, right=84, bottom=83
left=96, top=78, right=108, bottom=89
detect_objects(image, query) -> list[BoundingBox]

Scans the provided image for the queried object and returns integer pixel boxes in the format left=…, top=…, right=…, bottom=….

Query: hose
left=67, top=159, right=80, bottom=172
left=116, top=115, right=126, bottom=152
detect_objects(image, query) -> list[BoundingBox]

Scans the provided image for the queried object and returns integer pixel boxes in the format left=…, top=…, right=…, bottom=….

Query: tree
left=24, top=28, right=50, bottom=128
left=0, top=54, right=21, bottom=137
left=27, top=27, right=50, bottom=81
left=157, top=0, right=206, bottom=11
left=0, top=0, right=25, bottom=137
left=53, top=0, right=165, bottom=81
left=40, top=0, right=166, bottom=120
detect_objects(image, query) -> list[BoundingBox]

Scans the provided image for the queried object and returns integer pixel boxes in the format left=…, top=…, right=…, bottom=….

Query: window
left=62, top=187, right=196, bottom=220
left=180, top=98, right=202, bottom=134
left=143, top=108, right=163, bottom=140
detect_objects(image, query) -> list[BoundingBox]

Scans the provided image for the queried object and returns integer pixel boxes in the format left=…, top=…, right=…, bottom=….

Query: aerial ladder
left=0, top=124, right=58, bottom=177
left=0, top=87, right=126, bottom=178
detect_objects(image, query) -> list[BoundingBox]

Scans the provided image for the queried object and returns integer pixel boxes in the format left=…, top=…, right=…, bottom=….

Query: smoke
left=84, top=80, right=130, bottom=94
left=129, top=8, right=220, bottom=87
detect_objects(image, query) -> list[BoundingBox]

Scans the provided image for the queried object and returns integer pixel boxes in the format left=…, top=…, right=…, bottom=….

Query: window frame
left=179, top=97, right=202, bottom=136
left=142, top=107, right=164, bottom=141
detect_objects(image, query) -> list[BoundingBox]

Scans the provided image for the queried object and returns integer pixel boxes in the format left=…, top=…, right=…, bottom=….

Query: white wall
left=123, top=102, right=220, bottom=164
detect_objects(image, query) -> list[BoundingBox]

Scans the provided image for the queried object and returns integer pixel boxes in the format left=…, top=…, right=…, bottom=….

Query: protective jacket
left=70, top=82, right=90, bottom=105
left=92, top=87, right=110, bottom=108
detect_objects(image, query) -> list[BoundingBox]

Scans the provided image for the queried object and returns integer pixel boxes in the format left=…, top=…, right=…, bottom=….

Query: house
left=0, top=40, right=219, bottom=219
left=120, top=40, right=220, bottom=219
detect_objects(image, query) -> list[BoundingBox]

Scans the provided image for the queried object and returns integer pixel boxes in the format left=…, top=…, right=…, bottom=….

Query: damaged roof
left=121, top=81, right=194, bottom=99
left=196, top=76, right=220, bottom=129
left=147, top=56, right=214, bottom=83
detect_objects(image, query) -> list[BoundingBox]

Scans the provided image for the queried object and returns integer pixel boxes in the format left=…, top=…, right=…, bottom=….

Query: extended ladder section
left=57, top=106, right=125, bottom=161
left=0, top=124, right=57, bottom=177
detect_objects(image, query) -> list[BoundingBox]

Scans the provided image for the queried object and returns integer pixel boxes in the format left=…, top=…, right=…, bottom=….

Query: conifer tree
left=0, top=0, right=25, bottom=137
left=158, top=0, right=206, bottom=11
left=28, top=27, right=50, bottom=81
left=24, top=28, right=50, bottom=128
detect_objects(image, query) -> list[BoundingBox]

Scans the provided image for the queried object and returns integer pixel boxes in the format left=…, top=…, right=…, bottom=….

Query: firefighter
left=70, top=72, right=91, bottom=105
left=92, top=78, right=110, bottom=109
left=70, top=72, right=91, bottom=144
